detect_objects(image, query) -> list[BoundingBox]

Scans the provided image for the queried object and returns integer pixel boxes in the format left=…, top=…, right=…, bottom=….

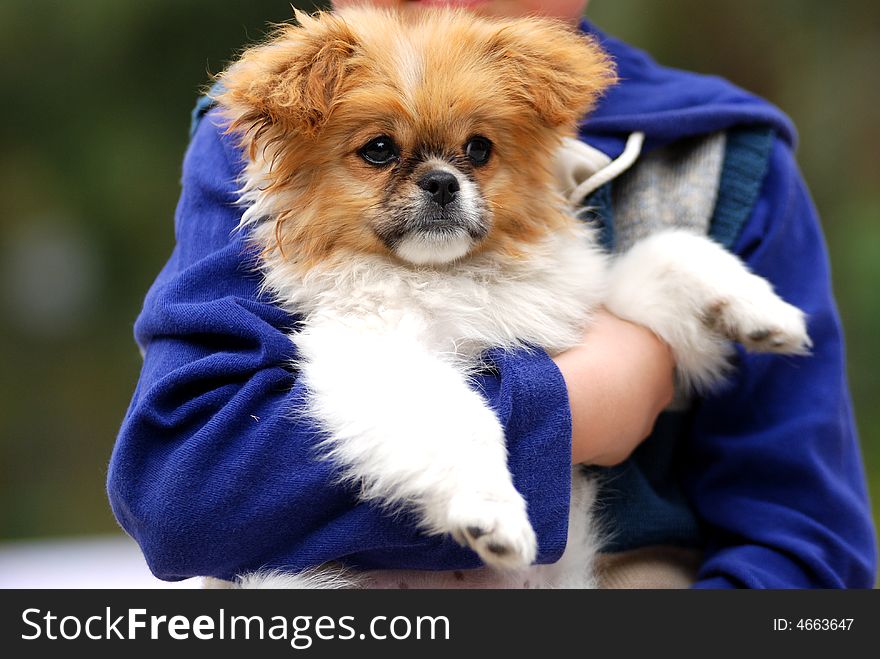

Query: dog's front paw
left=703, top=279, right=811, bottom=356
left=447, top=490, right=537, bottom=570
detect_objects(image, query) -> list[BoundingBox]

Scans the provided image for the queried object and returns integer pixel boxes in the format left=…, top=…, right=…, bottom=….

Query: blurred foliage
left=0, top=0, right=877, bottom=556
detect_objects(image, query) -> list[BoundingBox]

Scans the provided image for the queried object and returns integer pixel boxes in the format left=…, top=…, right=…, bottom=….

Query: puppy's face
left=351, top=129, right=490, bottom=266
left=218, top=8, right=615, bottom=268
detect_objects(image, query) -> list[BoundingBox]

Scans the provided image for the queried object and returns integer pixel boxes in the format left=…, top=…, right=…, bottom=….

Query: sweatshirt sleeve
left=107, top=113, right=572, bottom=581
left=688, top=138, right=877, bottom=588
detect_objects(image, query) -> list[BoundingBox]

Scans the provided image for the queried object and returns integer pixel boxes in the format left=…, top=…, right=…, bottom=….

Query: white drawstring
left=564, top=131, right=645, bottom=205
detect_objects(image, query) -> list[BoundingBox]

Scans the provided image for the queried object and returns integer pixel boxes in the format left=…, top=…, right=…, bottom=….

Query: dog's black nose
left=418, top=170, right=460, bottom=207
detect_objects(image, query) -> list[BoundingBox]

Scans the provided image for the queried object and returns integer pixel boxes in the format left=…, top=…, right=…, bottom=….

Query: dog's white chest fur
left=257, top=221, right=607, bottom=360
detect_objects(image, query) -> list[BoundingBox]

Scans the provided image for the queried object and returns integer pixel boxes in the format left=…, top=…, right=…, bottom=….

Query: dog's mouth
left=393, top=223, right=486, bottom=266
left=374, top=167, right=490, bottom=266
left=377, top=211, right=488, bottom=265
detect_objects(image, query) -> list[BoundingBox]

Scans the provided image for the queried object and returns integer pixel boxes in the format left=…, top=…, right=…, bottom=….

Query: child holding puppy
left=109, top=0, right=876, bottom=587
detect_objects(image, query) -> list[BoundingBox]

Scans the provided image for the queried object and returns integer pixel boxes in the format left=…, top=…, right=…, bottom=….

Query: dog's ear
left=484, top=17, right=617, bottom=129
left=215, top=10, right=360, bottom=143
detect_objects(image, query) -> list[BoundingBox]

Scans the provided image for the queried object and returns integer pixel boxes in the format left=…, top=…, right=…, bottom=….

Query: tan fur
left=215, top=7, right=616, bottom=271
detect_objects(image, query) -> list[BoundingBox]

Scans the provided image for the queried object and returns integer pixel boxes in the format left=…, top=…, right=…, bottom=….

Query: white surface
left=0, top=535, right=200, bottom=589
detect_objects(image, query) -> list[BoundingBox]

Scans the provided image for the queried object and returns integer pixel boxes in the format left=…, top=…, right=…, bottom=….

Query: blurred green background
left=1, top=0, right=877, bottom=558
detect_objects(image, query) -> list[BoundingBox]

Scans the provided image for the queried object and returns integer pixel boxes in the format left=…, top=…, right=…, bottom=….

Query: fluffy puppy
left=214, top=7, right=809, bottom=588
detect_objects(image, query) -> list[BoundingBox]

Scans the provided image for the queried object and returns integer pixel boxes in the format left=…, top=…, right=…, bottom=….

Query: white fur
left=256, top=219, right=606, bottom=358
left=236, top=567, right=359, bottom=590
left=394, top=32, right=425, bottom=100
left=220, top=144, right=809, bottom=590
left=394, top=230, right=473, bottom=265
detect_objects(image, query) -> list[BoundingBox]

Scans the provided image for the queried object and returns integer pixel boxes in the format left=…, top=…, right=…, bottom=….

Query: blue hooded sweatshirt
left=108, top=19, right=877, bottom=588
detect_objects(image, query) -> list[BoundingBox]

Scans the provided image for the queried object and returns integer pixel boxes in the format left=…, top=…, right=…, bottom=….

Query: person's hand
left=552, top=308, right=675, bottom=466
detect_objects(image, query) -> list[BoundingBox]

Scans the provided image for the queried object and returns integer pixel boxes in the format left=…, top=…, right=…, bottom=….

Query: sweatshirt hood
left=577, top=19, right=797, bottom=159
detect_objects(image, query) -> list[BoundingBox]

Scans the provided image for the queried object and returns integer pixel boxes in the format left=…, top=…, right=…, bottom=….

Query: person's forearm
left=552, top=309, right=675, bottom=466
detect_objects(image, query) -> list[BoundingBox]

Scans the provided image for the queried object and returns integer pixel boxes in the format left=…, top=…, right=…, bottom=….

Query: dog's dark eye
left=465, top=136, right=492, bottom=166
left=359, top=135, right=400, bottom=167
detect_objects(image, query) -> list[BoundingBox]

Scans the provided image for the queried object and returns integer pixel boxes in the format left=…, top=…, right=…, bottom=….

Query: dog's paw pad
left=701, top=298, right=731, bottom=332
left=741, top=323, right=811, bottom=354
left=736, top=306, right=811, bottom=355
left=465, top=525, right=487, bottom=539
left=448, top=492, right=537, bottom=570
left=486, top=542, right=511, bottom=557
left=704, top=284, right=811, bottom=356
